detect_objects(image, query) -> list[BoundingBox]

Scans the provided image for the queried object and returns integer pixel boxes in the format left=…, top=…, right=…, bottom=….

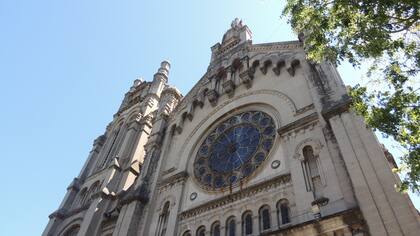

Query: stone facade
left=43, top=19, right=420, bottom=236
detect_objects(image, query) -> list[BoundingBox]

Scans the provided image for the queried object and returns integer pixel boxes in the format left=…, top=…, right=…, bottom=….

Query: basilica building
left=43, top=19, right=420, bottom=236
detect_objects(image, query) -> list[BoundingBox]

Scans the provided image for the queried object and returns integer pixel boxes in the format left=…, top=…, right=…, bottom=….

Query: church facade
left=43, top=20, right=420, bottom=236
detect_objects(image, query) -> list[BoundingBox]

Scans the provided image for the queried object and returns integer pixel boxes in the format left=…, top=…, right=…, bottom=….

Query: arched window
left=211, top=221, right=221, bottom=236
left=77, top=188, right=88, bottom=207
left=156, top=201, right=170, bottom=236
left=226, top=216, right=236, bottom=236
left=196, top=226, right=205, bottom=236
left=277, top=199, right=290, bottom=225
left=302, top=145, right=322, bottom=198
left=182, top=230, right=192, bottom=236
left=63, top=225, right=80, bottom=236
left=86, top=181, right=100, bottom=205
left=97, top=123, right=125, bottom=169
left=242, top=211, right=253, bottom=235
left=259, top=205, right=271, bottom=231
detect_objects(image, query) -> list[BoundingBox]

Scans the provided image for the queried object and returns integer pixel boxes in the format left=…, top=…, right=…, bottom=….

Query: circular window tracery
left=193, top=111, right=276, bottom=190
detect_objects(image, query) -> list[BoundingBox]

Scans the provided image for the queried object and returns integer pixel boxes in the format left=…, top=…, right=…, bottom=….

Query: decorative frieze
left=179, top=174, right=291, bottom=220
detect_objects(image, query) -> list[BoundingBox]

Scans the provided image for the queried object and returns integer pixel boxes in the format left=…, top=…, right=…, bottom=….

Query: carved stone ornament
left=206, top=89, right=219, bottom=106
left=287, top=59, right=300, bottom=76
left=260, top=60, right=272, bottom=75
left=272, top=60, right=286, bottom=76
left=223, top=80, right=235, bottom=96
left=239, top=69, right=253, bottom=88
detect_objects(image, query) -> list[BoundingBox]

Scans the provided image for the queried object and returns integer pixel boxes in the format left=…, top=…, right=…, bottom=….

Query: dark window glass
left=261, top=207, right=271, bottom=230
left=211, top=223, right=220, bottom=236
left=244, top=213, right=253, bottom=235
left=226, top=218, right=236, bottom=236
left=196, top=226, right=205, bottom=236
left=281, top=204, right=290, bottom=224
left=182, top=231, right=191, bottom=236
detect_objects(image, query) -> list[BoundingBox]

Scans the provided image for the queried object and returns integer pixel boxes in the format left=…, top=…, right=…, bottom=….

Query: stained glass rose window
left=193, top=111, right=276, bottom=189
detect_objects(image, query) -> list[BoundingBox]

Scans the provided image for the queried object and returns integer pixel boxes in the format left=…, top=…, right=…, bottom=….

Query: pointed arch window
left=242, top=211, right=253, bottom=235
left=63, top=225, right=80, bottom=236
left=226, top=216, right=236, bottom=236
left=277, top=199, right=290, bottom=225
left=259, top=205, right=271, bottom=232
left=196, top=226, right=205, bottom=236
left=77, top=188, right=88, bottom=207
left=156, top=201, right=170, bottom=236
left=211, top=221, right=221, bottom=236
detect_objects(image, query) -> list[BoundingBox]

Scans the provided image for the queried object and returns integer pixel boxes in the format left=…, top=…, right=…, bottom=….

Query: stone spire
left=150, top=61, right=170, bottom=97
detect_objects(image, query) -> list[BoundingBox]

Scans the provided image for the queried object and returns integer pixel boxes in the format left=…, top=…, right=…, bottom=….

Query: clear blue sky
left=0, top=1, right=417, bottom=235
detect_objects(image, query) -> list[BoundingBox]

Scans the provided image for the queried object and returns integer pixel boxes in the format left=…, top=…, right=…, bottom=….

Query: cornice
left=277, top=112, right=319, bottom=135
left=321, top=96, right=352, bottom=120
left=250, top=41, right=303, bottom=53
left=158, top=171, right=189, bottom=189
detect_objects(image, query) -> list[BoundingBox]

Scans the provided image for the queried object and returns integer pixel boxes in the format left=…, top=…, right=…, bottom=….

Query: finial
left=157, top=60, right=171, bottom=76
left=133, top=78, right=144, bottom=87
left=231, top=18, right=243, bottom=30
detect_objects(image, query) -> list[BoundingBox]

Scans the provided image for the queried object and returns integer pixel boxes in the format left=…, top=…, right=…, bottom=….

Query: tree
left=282, top=0, right=419, bottom=192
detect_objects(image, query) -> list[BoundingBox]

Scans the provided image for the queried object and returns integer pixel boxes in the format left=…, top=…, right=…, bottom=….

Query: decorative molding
left=277, top=112, right=318, bottom=135
left=321, top=96, right=352, bottom=120
left=295, top=103, right=315, bottom=116
left=293, top=138, right=324, bottom=161
left=158, top=171, right=189, bottom=189
left=179, top=174, right=291, bottom=220
left=250, top=41, right=302, bottom=53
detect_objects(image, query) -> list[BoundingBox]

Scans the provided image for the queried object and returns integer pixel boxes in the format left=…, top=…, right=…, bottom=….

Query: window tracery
left=193, top=111, right=276, bottom=190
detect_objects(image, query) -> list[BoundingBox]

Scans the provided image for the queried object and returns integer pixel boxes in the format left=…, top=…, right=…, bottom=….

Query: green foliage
left=283, top=0, right=420, bottom=192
